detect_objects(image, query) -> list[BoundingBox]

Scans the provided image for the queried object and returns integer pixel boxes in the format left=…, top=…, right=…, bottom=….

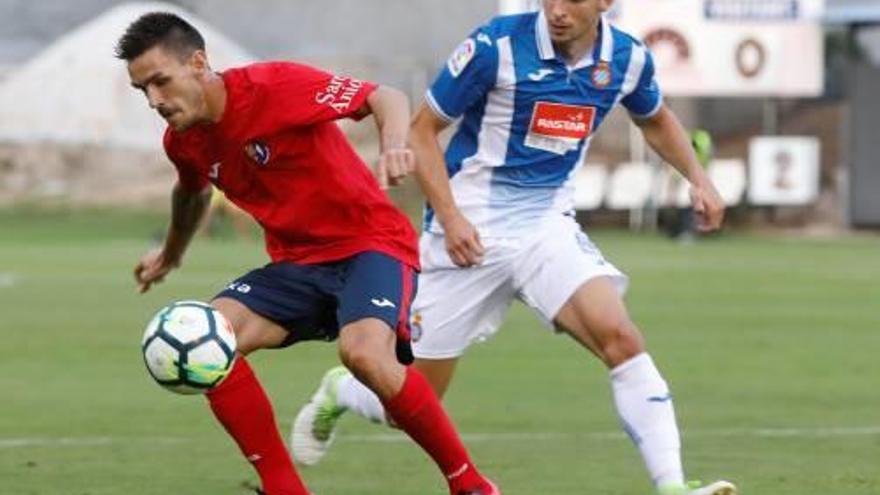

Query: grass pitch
left=1, top=209, right=878, bottom=494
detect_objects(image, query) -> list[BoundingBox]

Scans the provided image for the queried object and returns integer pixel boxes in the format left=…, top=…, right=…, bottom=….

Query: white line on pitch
left=0, top=273, right=16, bottom=288
left=341, top=425, right=880, bottom=444
left=2, top=426, right=879, bottom=450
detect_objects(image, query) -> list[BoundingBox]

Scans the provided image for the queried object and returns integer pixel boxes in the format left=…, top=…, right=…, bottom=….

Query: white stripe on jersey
left=616, top=43, right=647, bottom=107
left=552, top=135, right=594, bottom=214
left=461, top=36, right=516, bottom=170
left=447, top=36, right=517, bottom=235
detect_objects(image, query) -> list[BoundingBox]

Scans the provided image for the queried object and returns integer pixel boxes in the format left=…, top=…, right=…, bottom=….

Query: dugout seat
left=605, top=161, right=654, bottom=210
left=572, top=164, right=608, bottom=210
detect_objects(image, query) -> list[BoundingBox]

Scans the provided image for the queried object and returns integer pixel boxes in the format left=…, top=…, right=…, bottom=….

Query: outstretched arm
left=634, top=106, right=725, bottom=232
left=409, top=104, right=484, bottom=267
left=134, top=182, right=212, bottom=293
left=360, top=85, right=415, bottom=189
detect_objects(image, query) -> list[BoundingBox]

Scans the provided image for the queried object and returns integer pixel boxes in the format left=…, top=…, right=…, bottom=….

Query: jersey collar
left=535, top=10, right=614, bottom=70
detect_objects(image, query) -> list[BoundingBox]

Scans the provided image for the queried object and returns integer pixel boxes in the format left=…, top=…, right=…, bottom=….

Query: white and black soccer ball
left=141, top=301, right=237, bottom=395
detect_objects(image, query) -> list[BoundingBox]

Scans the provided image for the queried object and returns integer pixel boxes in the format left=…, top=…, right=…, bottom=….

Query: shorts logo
left=244, top=142, right=271, bottom=166
left=525, top=101, right=596, bottom=155
left=371, top=297, right=396, bottom=308
left=591, top=62, right=612, bottom=88
left=410, top=312, right=423, bottom=342
left=447, top=38, right=476, bottom=78
left=226, top=282, right=252, bottom=294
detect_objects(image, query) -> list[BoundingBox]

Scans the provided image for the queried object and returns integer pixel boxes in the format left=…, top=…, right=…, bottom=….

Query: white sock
left=335, top=373, right=388, bottom=425
left=610, top=353, right=685, bottom=488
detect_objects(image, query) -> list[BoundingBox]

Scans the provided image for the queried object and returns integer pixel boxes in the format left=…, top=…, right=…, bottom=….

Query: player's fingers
left=471, top=229, right=486, bottom=256
left=375, top=161, right=389, bottom=190
left=400, top=149, right=416, bottom=174
left=387, top=156, right=405, bottom=184
left=462, top=239, right=484, bottom=266
left=690, top=188, right=706, bottom=213
left=447, top=246, right=468, bottom=267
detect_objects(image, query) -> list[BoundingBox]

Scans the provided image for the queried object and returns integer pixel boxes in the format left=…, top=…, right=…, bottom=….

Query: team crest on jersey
left=244, top=141, right=271, bottom=166
left=591, top=62, right=612, bottom=88
left=410, top=312, right=423, bottom=343
left=525, top=102, right=596, bottom=155
left=447, top=38, right=476, bottom=78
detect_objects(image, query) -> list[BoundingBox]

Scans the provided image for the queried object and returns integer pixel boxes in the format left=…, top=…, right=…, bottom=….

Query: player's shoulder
left=607, top=21, right=647, bottom=56
left=481, top=11, right=539, bottom=40
left=230, top=61, right=315, bottom=87
left=163, top=125, right=210, bottom=163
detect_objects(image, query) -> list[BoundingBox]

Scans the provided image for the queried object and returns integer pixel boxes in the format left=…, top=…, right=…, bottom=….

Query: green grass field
left=1, top=210, right=879, bottom=495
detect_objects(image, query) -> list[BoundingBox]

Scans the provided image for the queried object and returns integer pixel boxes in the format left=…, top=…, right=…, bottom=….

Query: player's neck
left=202, top=72, right=227, bottom=124
left=553, top=21, right=599, bottom=67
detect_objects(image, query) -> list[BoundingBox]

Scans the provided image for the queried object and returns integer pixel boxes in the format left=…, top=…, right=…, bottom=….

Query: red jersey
left=163, top=62, right=419, bottom=268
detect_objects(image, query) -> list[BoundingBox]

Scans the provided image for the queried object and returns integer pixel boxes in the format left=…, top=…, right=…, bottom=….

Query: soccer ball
left=141, top=301, right=237, bottom=395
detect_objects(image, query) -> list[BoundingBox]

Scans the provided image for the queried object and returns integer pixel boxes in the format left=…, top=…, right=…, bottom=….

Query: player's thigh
left=334, top=251, right=417, bottom=365
left=516, top=216, right=630, bottom=337
left=213, top=263, right=339, bottom=354
left=211, top=297, right=288, bottom=355
left=553, top=276, right=645, bottom=367
left=411, top=233, right=518, bottom=360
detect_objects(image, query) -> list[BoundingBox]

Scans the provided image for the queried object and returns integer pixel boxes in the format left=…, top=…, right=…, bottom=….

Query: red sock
left=383, top=367, right=487, bottom=493
left=207, top=358, right=309, bottom=495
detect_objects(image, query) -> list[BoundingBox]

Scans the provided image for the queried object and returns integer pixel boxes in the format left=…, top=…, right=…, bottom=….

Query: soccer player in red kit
left=117, top=12, right=499, bottom=495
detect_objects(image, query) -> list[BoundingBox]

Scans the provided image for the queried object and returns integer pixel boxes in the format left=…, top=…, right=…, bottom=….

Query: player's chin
left=165, top=113, right=194, bottom=131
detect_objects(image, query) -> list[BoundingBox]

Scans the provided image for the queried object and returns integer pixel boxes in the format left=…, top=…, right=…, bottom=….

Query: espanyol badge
left=410, top=312, right=424, bottom=343
left=591, top=62, right=612, bottom=88
left=244, top=141, right=271, bottom=166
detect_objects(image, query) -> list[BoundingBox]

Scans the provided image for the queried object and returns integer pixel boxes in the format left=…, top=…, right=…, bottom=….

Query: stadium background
left=1, top=1, right=878, bottom=494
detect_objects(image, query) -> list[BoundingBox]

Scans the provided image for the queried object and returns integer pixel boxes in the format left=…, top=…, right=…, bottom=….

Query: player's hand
left=376, top=147, right=415, bottom=189
left=442, top=213, right=485, bottom=267
left=689, top=182, right=725, bottom=232
left=134, top=248, right=180, bottom=294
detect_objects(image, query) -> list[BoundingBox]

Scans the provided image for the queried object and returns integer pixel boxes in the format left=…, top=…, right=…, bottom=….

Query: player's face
left=542, top=0, right=613, bottom=45
left=127, top=46, right=209, bottom=131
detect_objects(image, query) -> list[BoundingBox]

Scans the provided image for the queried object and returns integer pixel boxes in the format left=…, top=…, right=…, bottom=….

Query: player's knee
left=597, top=319, right=645, bottom=367
left=337, top=330, right=385, bottom=378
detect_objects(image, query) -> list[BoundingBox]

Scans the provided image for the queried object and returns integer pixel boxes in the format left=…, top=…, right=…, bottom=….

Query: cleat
left=659, top=480, right=737, bottom=495
left=457, top=479, right=501, bottom=495
left=290, top=366, right=351, bottom=466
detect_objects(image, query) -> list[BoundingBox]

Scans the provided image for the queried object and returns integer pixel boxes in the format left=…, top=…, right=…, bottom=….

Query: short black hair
left=115, top=12, right=205, bottom=61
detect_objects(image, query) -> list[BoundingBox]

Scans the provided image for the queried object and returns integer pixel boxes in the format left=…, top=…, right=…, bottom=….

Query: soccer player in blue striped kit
left=294, top=1, right=737, bottom=493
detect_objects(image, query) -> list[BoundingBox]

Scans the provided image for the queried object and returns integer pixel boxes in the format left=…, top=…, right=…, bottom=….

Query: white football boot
left=290, top=366, right=350, bottom=466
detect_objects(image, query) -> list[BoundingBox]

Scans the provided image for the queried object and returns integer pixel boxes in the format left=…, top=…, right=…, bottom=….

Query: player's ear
left=190, top=49, right=209, bottom=74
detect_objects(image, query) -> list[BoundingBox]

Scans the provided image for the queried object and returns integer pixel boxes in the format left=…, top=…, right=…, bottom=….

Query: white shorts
left=411, top=215, right=628, bottom=359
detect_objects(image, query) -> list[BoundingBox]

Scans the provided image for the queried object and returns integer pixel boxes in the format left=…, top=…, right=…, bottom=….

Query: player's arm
left=633, top=106, right=724, bottom=231
left=134, top=182, right=212, bottom=293
left=410, top=104, right=484, bottom=267
left=356, top=85, right=416, bottom=189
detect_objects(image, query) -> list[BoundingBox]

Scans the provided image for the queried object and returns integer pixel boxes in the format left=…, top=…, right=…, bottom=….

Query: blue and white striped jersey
left=424, top=10, right=662, bottom=236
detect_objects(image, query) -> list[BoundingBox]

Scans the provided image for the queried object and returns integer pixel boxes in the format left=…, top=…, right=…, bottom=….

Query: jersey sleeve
left=163, top=129, right=210, bottom=192
left=255, top=62, right=378, bottom=129
left=425, top=25, right=499, bottom=122
left=621, top=45, right=663, bottom=119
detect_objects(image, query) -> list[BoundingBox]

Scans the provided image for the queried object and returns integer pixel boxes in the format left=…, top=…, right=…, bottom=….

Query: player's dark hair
left=115, top=12, right=205, bottom=62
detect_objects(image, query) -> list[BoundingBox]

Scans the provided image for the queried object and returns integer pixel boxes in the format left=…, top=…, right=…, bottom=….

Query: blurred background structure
left=2, top=3, right=880, bottom=495
left=0, top=0, right=879, bottom=230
